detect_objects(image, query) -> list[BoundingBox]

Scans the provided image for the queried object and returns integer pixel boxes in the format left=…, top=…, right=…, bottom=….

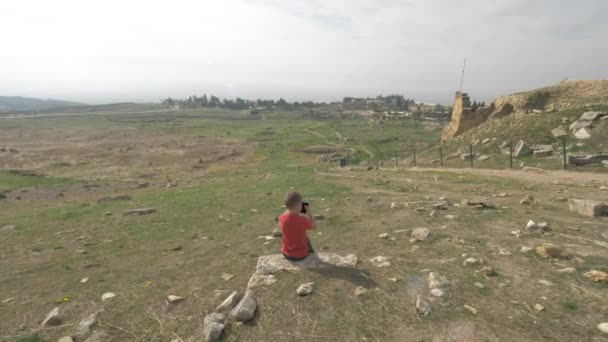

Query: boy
left=279, top=191, right=317, bottom=261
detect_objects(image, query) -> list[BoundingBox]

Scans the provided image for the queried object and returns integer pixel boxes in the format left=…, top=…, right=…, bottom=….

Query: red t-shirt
left=279, top=212, right=314, bottom=258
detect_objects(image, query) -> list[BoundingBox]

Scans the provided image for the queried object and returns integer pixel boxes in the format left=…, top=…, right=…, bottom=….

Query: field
left=1, top=108, right=607, bottom=342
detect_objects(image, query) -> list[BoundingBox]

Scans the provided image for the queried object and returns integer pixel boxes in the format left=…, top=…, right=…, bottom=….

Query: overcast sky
left=2, top=0, right=608, bottom=104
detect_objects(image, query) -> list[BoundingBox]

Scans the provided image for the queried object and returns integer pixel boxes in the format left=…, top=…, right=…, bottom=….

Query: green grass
left=0, top=171, right=71, bottom=190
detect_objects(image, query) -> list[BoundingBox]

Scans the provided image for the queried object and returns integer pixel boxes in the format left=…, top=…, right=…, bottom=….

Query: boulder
left=535, top=243, right=562, bottom=258
left=41, top=307, right=61, bottom=327
left=410, top=228, right=431, bottom=242
left=568, top=154, right=608, bottom=166
left=583, top=270, right=608, bottom=283
left=580, top=111, right=604, bottom=121
left=74, top=313, right=98, bottom=338
left=569, top=120, right=592, bottom=133
left=568, top=199, right=608, bottom=217
left=514, top=140, right=531, bottom=157
left=230, top=291, right=257, bottom=322
left=215, top=291, right=241, bottom=312
left=574, top=128, right=591, bottom=140
left=203, top=312, right=226, bottom=342
left=297, top=282, right=314, bottom=296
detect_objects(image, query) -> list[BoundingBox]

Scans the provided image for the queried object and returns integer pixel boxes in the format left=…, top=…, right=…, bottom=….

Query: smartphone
left=301, top=202, right=309, bottom=214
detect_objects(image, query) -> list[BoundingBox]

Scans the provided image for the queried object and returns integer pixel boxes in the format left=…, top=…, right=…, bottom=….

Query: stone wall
left=441, top=92, right=493, bottom=142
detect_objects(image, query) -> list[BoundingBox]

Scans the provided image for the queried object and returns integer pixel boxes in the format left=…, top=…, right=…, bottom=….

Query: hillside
left=0, top=96, right=85, bottom=113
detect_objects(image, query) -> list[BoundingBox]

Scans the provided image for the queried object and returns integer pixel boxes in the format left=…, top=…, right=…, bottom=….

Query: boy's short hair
left=284, top=191, right=302, bottom=210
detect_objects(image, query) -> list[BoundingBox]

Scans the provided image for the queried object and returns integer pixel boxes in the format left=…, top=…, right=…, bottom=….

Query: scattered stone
left=41, top=307, right=61, bottom=327
left=575, top=128, right=591, bottom=139
left=463, top=258, right=482, bottom=267
left=220, top=273, right=234, bottom=282
left=463, top=304, right=477, bottom=315
left=250, top=209, right=258, bottom=213
left=526, top=220, right=551, bottom=233
left=474, top=282, right=486, bottom=289
left=122, top=208, right=156, bottom=216
left=557, top=267, right=576, bottom=274
left=369, top=256, right=391, bottom=268
left=580, top=111, right=604, bottom=121
left=390, top=202, right=401, bottom=209
left=59, top=337, right=74, bottom=342
left=551, top=128, right=567, bottom=138
left=569, top=120, right=592, bottom=132
left=74, top=313, right=98, bottom=338
left=297, top=282, right=315, bottom=296
left=272, top=228, right=282, bottom=237
left=462, top=199, right=495, bottom=209
left=203, top=312, right=226, bottom=342
left=354, top=286, right=368, bottom=296
left=568, top=154, right=608, bottom=166
left=428, top=272, right=450, bottom=289
left=481, top=266, right=497, bottom=277
left=461, top=153, right=473, bottom=161
left=1, top=225, right=16, bottom=231
left=378, top=233, right=388, bottom=239
left=432, top=201, right=449, bottom=210
left=583, top=270, right=608, bottom=283
left=230, top=291, right=257, bottom=322
left=568, top=199, right=608, bottom=217
left=215, top=291, right=241, bottom=313
left=520, top=246, right=533, bottom=253
left=598, top=323, right=608, bottom=334
left=538, top=279, right=554, bottom=286
left=533, top=148, right=553, bottom=157
left=523, top=166, right=544, bottom=173
left=100, top=292, right=116, bottom=302
left=415, top=295, right=431, bottom=317
left=167, top=295, right=184, bottom=304
left=96, top=195, right=132, bottom=204
left=410, top=228, right=431, bottom=242
left=478, top=155, right=490, bottom=161
left=430, top=288, right=445, bottom=297
left=83, top=331, right=112, bottom=342
left=520, top=195, right=536, bottom=205
left=534, top=304, right=545, bottom=312
left=535, top=243, right=562, bottom=258
left=388, top=277, right=399, bottom=283
left=482, top=138, right=491, bottom=144
left=514, top=140, right=531, bottom=157
left=445, top=215, right=456, bottom=220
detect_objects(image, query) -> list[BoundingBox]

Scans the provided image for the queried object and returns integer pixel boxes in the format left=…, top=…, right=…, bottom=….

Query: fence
left=337, top=138, right=596, bottom=171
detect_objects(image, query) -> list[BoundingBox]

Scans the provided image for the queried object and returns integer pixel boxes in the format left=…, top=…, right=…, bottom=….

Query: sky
left=2, top=0, right=608, bottom=105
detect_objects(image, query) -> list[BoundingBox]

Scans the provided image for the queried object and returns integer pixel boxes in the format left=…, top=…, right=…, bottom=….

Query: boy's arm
left=306, top=205, right=317, bottom=230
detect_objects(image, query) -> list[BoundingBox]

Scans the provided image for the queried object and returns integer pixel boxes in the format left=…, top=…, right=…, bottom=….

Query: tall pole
left=459, top=58, right=467, bottom=93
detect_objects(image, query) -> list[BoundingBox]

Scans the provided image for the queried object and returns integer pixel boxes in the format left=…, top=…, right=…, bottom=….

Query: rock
left=604, top=160, right=608, bottom=168
left=463, top=304, right=477, bottom=315
left=101, top=292, right=116, bottom=301
left=481, top=266, right=496, bottom=277
left=598, top=323, right=608, bottom=334
left=602, top=231, right=608, bottom=240
left=474, top=282, right=486, bottom=289
left=122, top=208, right=156, bottom=216
left=220, top=273, right=234, bottom=281
left=167, top=295, right=184, bottom=304
left=445, top=215, right=456, bottom=220
left=551, top=128, right=567, bottom=138
left=428, top=272, right=450, bottom=289
left=583, top=270, right=608, bottom=283
left=520, top=195, right=535, bottom=205
left=369, top=256, right=391, bottom=268
left=42, top=307, right=61, bottom=327
left=461, top=153, right=473, bottom=160
left=411, top=228, right=431, bottom=242
left=247, top=273, right=277, bottom=289
left=74, top=313, right=98, bottom=338
left=432, top=201, right=449, bottom=210
left=534, top=304, right=545, bottom=312
left=569, top=120, right=592, bottom=132
left=568, top=154, right=608, bottom=166
left=255, top=253, right=358, bottom=274
left=520, top=246, right=533, bottom=253
left=250, top=209, right=258, bottom=213
left=575, top=128, right=591, bottom=139
left=557, top=267, right=576, bottom=274
left=523, top=166, right=544, bottom=173
left=388, top=277, right=399, bottom=282
left=390, top=202, right=401, bottom=209
left=272, top=227, right=282, bottom=237
left=297, top=282, right=314, bottom=296
left=600, top=186, right=608, bottom=191
left=514, top=140, right=531, bottom=157
left=215, top=291, right=241, bottom=312
left=378, top=233, right=388, bottom=239
left=203, top=312, right=226, bottom=342
left=230, top=290, right=257, bottom=322
left=354, top=286, right=368, bottom=296
left=580, top=111, right=604, bottom=121
left=568, top=199, right=608, bottom=217
left=482, top=138, right=491, bottom=144
left=478, top=155, right=490, bottom=161
left=83, top=331, right=112, bottom=342
left=538, top=279, right=554, bottom=286
left=59, top=337, right=75, bottom=342
left=462, top=199, right=495, bottom=209
left=430, top=288, right=445, bottom=297
left=463, top=258, right=482, bottom=267
left=535, top=243, right=562, bottom=258
left=526, top=220, right=551, bottom=233
left=96, top=195, right=132, bottom=204
left=415, top=295, right=431, bottom=317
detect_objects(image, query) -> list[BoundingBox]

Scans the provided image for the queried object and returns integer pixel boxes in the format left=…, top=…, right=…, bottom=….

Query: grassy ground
left=1, top=108, right=607, bottom=341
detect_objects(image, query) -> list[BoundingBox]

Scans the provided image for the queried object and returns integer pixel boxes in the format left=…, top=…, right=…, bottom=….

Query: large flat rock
left=256, top=253, right=358, bottom=274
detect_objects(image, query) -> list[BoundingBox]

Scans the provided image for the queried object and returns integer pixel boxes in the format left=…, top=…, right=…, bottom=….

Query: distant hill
left=0, top=96, right=85, bottom=113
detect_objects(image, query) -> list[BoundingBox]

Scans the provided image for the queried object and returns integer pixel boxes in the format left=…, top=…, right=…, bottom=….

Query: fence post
left=356, top=151, right=359, bottom=164
left=469, top=144, right=474, bottom=168
left=380, top=152, right=383, bottom=167
left=395, top=152, right=398, bottom=168
left=368, top=155, right=370, bottom=167
left=413, top=147, right=417, bottom=167
left=439, top=145, right=443, bottom=167
left=509, top=141, right=513, bottom=169
left=346, top=153, right=350, bottom=166
left=562, top=138, right=567, bottom=169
